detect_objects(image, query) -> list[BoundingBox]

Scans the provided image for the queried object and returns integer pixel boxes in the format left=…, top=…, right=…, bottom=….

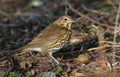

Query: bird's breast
left=45, top=30, right=71, bottom=53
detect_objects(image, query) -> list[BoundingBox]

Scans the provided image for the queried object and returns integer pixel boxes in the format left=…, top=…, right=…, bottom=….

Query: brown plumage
left=19, top=15, right=75, bottom=64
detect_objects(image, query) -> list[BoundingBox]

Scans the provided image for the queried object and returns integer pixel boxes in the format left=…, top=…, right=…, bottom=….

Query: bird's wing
left=22, top=24, right=65, bottom=51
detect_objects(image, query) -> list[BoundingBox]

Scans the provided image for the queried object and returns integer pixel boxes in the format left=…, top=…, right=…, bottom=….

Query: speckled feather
left=21, top=15, right=74, bottom=53
left=22, top=24, right=71, bottom=52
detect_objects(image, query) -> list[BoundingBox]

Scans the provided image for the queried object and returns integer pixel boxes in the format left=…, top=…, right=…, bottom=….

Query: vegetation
left=0, top=0, right=120, bottom=77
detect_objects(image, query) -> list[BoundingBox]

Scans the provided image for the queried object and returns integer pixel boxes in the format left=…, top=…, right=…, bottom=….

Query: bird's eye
left=63, top=18, right=67, bottom=21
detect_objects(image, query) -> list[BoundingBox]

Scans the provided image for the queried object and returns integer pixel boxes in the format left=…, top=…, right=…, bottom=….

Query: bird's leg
left=48, top=52, right=59, bottom=65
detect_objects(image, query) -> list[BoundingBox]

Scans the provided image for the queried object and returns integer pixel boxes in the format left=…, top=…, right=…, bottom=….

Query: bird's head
left=54, top=15, right=75, bottom=30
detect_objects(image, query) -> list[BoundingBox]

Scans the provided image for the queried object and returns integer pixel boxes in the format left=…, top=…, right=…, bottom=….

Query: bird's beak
left=72, top=20, right=76, bottom=22
left=69, top=20, right=76, bottom=23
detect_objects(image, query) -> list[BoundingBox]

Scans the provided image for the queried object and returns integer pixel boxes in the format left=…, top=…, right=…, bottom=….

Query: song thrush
left=19, top=15, right=75, bottom=64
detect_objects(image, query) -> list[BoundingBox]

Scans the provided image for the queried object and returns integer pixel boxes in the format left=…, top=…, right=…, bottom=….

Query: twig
left=0, top=10, right=11, bottom=16
left=88, top=44, right=120, bottom=51
left=112, top=1, right=120, bottom=70
left=107, top=53, right=120, bottom=58
left=81, top=4, right=109, bottom=15
left=67, top=2, right=120, bottom=30
left=99, top=41, right=120, bottom=45
left=107, top=0, right=117, bottom=10
left=88, top=45, right=111, bottom=51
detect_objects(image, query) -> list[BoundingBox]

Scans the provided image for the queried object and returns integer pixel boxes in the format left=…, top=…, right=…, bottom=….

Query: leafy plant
left=9, top=71, right=19, bottom=77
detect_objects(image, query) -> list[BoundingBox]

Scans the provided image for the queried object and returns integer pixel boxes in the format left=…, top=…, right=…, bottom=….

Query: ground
left=0, top=0, right=120, bottom=77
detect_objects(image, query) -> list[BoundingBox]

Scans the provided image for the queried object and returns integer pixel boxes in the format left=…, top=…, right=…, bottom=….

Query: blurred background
left=0, top=0, right=120, bottom=77
left=0, top=0, right=119, bottom=51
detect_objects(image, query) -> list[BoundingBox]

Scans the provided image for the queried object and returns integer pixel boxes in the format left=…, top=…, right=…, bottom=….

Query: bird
left=17, top=15, right=75, bottom=64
